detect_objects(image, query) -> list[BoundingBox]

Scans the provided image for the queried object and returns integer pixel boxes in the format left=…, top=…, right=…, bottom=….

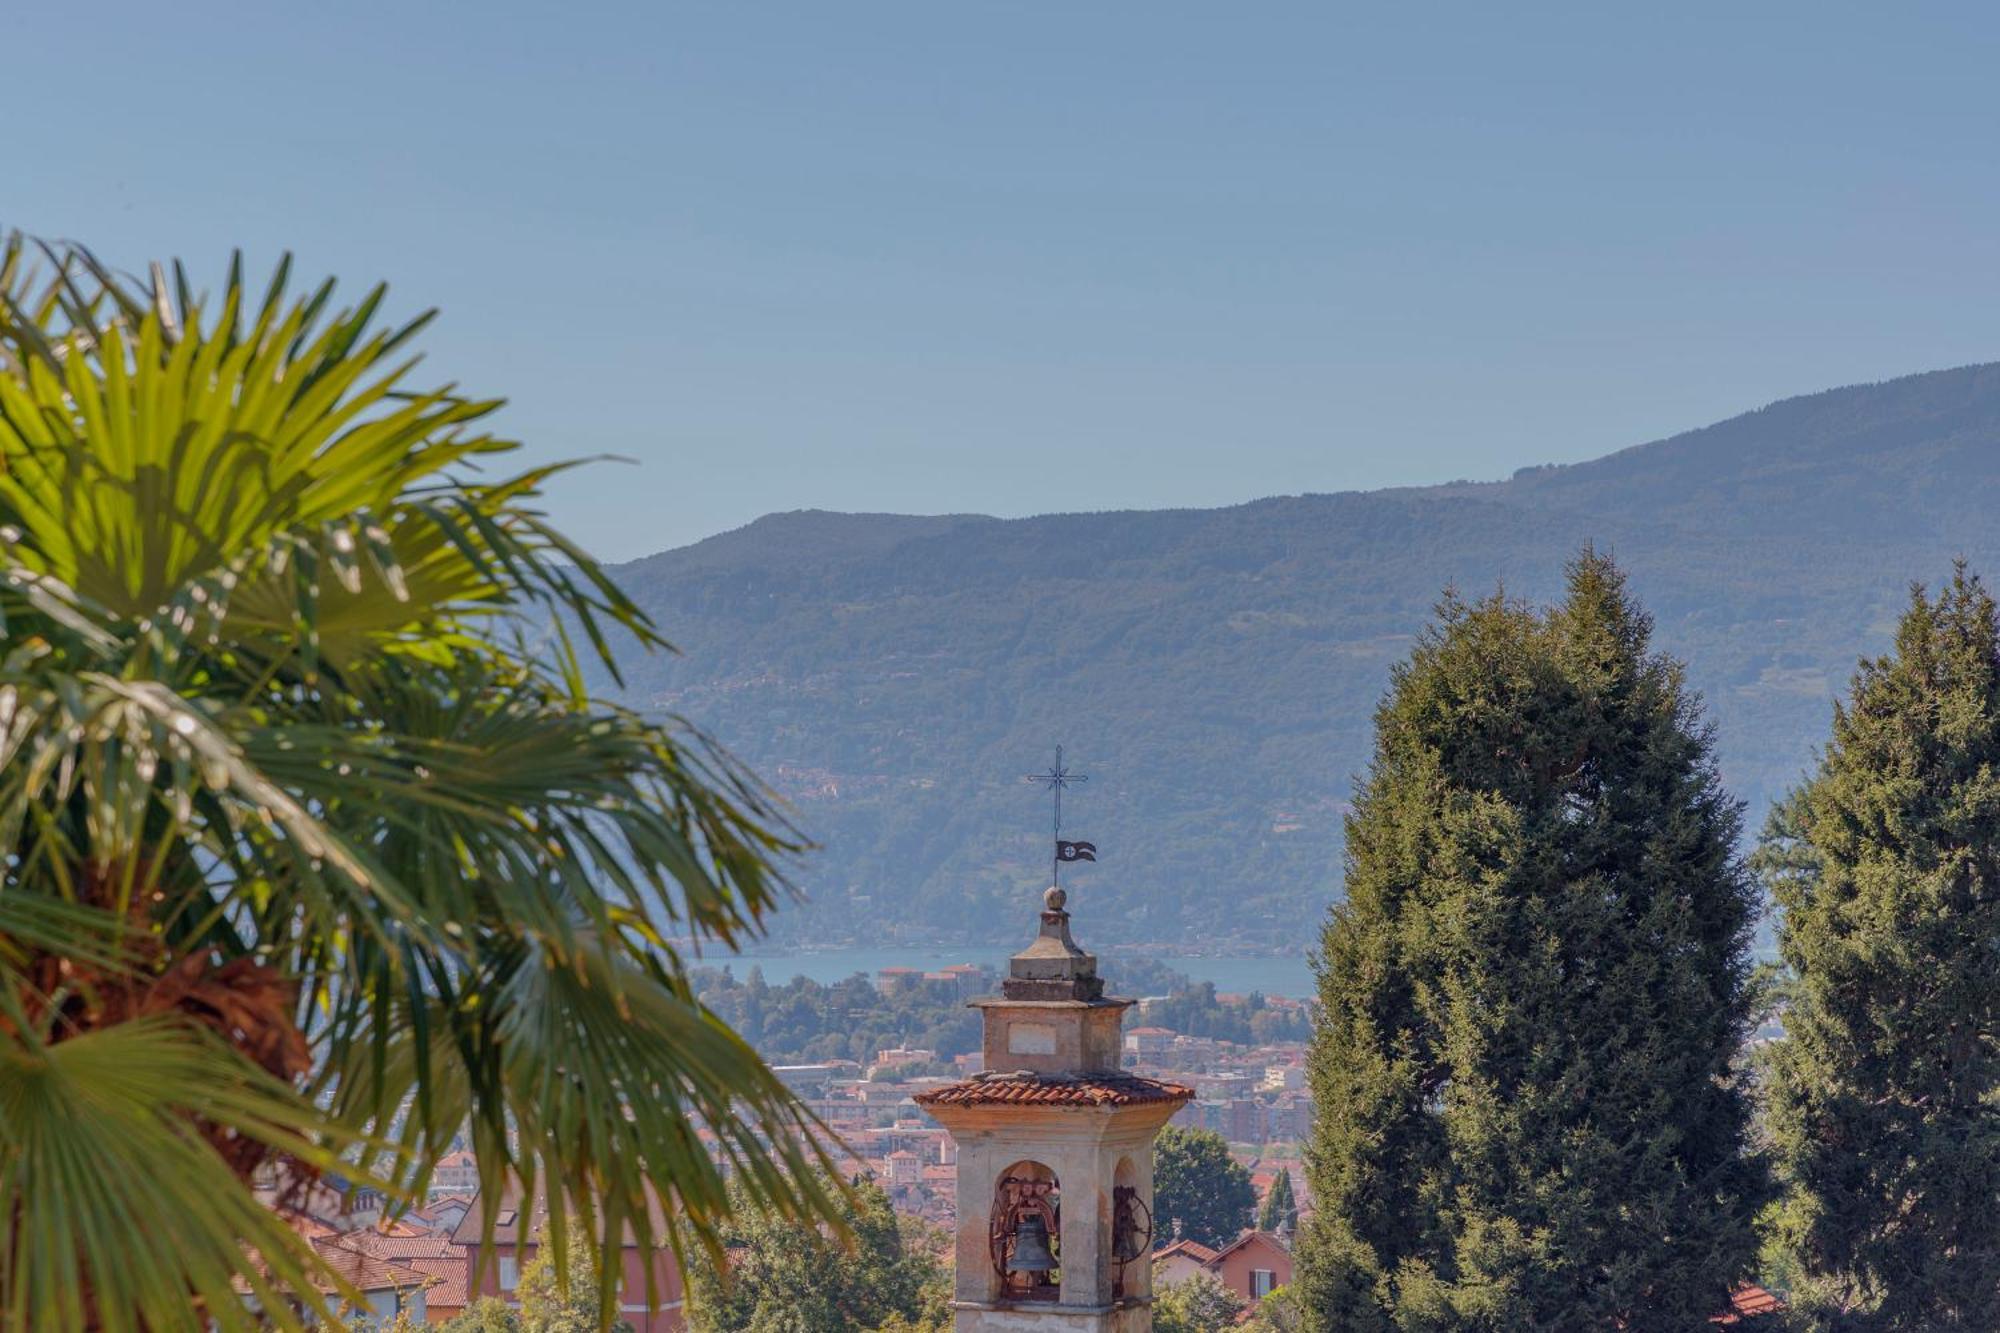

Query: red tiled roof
left=1211, top=1229, right=1291, bottom=1263
left=913, top=1072, right=1193, bottom=1109
left=1155, top=1239, right=1221, bottom=1266
left=309, top=1239, right=431, bottom=1294
left=1713, top=1284, right=1785, bottom=1323
left=336, top=1232, right=471, bottom=1308
left=341, top=1232, right=462, bottom=1262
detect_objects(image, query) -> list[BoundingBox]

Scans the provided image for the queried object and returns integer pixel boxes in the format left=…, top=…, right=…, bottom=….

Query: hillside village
left=259, top=958, right=1319, bottom=1328
left=766, top=963, right=1316, bottom=1230
left=266, top=928, right=1786, bottom=1330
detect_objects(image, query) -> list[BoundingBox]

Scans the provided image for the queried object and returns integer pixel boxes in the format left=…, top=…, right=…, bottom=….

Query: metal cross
left=1023, top=745, right=1087, bottom=885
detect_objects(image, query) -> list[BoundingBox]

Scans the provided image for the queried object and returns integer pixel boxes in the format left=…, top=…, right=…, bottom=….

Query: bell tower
left=915, top=888, right=1192, bottom=1333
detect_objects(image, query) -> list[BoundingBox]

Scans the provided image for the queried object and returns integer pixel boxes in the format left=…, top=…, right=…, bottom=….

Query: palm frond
left=0, top=1018, right=380, bottom=1333
left=0, top=233, right=843, bottom=1331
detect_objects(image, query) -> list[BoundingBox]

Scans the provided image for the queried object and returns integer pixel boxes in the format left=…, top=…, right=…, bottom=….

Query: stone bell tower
left=915, top=888, right=1192, bottom=1333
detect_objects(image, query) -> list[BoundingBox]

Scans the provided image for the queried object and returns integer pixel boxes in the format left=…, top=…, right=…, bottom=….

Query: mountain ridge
left=600, top=362, right=2000, bottom=951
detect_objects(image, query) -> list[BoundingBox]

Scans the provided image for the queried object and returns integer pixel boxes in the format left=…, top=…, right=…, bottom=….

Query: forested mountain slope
left=599, top=363, right=2000, bottom=950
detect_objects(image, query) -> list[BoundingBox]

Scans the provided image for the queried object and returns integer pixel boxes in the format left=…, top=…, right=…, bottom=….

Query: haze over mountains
left=600, top=363, right=2000, bottom=952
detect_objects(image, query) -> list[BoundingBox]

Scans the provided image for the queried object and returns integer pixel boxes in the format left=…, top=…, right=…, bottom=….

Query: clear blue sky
left=14, top=3, right=2000, bottom=559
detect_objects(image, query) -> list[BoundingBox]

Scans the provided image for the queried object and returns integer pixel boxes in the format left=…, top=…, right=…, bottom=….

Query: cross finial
left=1023, top=745, right=1089, bottom=888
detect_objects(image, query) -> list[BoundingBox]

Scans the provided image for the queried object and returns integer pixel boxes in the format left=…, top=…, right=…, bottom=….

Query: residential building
left=449, top=1192, right=685, bottom=1332
left=1155, top=1230, right=1293, bottom=1306
left=429, top=1150, right=481, bottom=1199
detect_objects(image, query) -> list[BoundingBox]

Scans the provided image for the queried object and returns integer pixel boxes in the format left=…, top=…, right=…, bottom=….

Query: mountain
left=597, top=363, right=2000, bottom=952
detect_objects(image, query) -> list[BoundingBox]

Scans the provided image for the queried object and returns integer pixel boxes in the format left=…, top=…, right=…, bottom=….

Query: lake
left=701, top=945, right=1319, bottom=999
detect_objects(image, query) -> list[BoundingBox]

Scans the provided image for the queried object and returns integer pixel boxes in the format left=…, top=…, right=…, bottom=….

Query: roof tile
left=915, top=1071, right=1193, bottom=1110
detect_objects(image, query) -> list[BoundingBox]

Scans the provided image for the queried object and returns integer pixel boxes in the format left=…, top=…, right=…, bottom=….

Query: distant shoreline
left=695, top=944, right=1319, bottom=1000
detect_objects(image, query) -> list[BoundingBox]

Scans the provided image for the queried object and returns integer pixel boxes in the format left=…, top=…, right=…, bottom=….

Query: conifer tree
left=1762, top=565, right=2000, bottom=1328
left=1259, top=1169, right=1299, bottom=1234
left=1294, top=552, right=1767, bottom=1329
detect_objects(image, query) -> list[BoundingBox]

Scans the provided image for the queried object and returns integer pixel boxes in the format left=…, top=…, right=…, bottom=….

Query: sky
left=13, top=3, right=2000, bottom=559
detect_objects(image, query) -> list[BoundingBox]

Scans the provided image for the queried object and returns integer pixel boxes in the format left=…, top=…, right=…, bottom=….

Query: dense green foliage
left=1143, top=981, right=1312, bottom=1045
left=1244, top=1286, right=1308, bottom=1333
left=1257, top=1169, right=1298, bottom=1234
left=434, top=1247, right=633, bottom=1333
left=1295, top=554, right=1767, bottom=1329
left=685, top=1174, right=949, bottom=1333
left=1154, top=1272, right=1247, bottom=1333
left=591, top=364, right=2000, bottom=949
left=436, top=1304, right=521, bottom=1333
left=1154, top=1126, right=1257, bottom=1250
left=1762, top=567, right=2000, bottom=1328
left=691, top=960, right=1301, bottom=1065
left=693, top=967, right=983, bottom=1068
left=0, top=236, right=840, bottom=1331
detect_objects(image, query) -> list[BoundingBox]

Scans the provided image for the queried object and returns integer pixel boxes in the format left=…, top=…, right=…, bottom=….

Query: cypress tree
left=1295, top=551, right=1767, bottom=1329
left=1259, top=1168, right=1299, bottom=1234
left=1763, top=565, right=2000, bottom=1328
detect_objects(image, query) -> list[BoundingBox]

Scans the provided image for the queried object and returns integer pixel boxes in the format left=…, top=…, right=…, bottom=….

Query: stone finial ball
left=1044, top=886, right=1067, bottom=912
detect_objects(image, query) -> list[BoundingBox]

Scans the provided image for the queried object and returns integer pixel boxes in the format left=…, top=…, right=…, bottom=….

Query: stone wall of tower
left=976, top=1000, right=1127, bottom=1076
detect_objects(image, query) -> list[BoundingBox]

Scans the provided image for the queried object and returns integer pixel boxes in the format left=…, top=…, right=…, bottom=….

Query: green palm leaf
left=0, top=234, right=844, bottom=1332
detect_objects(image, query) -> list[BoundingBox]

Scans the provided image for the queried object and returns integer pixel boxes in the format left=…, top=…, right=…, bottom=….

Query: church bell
left=1006, top=1214, right=1058, bottom=1274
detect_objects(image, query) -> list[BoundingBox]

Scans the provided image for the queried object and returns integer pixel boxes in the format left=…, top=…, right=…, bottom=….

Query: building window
left=1251, top=1269, right=1276, bottom=1299
left=499, top=1256, right=519, bottom=1290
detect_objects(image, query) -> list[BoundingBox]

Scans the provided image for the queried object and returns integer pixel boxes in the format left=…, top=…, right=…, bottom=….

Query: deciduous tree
left=685, top=1174, right=946, bottom=1333
left=1153, top=1272, right=1246, bottom=1333
left=1154, top=1126, right=1257, bottom=1249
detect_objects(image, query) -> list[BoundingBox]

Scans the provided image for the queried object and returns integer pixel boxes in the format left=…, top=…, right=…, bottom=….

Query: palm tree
left=0, top=235, right=843, bottom=1332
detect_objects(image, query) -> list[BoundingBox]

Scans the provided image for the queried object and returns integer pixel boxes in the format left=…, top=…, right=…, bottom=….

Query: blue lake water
left=701, top=945, right=1319, bottom=999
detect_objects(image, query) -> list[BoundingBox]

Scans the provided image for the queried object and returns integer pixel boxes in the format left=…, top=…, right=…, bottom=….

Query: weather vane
left=1024, top=745, right=1096, bottom=886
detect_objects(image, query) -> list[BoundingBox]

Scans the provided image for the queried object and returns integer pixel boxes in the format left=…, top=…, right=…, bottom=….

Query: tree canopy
left=1294, top=552, right=1768, bottom=1329
left=1153, top=1272, right=1246, bottom=1333
left=0, top=235, right=841, bottom=1331
left=684, top=1174, right=948, bottom=1333
left=1763, top=565, right=2000, bottom=1328
left=1154, top=1125, right=1257, bottom=1250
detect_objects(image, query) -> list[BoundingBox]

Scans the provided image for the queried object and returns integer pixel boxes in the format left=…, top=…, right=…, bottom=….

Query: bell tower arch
left=916, top=888, right=1192, bottom=1332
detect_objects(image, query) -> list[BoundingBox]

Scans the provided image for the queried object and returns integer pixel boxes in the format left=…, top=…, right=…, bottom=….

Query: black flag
left=1056, top=840, right=1097, bottom=862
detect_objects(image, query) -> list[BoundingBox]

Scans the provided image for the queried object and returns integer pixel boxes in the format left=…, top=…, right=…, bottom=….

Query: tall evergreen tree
left=1259, top=1168, right=1299, bottom=1234
left=1762, top=566, right=2000, bottom=1328
left=1294, top=552, right=1767, bottom=1329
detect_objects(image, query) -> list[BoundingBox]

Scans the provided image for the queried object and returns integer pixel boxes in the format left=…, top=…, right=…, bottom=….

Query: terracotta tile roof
left=1155, top=1239, right=1221, bottom=1266
left=1712, top=1284, right=1785, bottom=1323
left=308, top=1239, right=431, bottom=1294
left=914, top=1071, right=1194, bottom=1109
left=1211, top=1229, right=1291, bottom=1262
left=341, top=1232, right=462, bottom=1262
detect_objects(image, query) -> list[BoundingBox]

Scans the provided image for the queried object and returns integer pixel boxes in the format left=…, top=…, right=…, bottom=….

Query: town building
left=1121, top=1027, right=1175, bottom=1061
left=448, top=1190, right=685, bottom=1332
left=1154, top=1230, right=1293, bottom=1305
left=429, top=1149, right=481, bottom=1199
